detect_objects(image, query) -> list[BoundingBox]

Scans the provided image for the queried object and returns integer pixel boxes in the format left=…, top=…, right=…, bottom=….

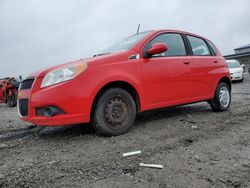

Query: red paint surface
left=19, top=30, right=231, bottom=126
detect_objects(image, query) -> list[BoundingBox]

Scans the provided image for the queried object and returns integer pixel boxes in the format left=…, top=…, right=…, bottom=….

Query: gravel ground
left=0, top=74, right=250, bottom=188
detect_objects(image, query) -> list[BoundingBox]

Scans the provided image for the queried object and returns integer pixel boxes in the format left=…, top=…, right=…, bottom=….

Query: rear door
left=186, top=35, right=221, bottom=99
left=142, top=33, right=194, bottom=109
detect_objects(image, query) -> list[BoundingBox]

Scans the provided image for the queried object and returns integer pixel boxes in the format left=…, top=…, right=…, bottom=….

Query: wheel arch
left=218, top=76, right=231, bottom=91
left=90, top=81, right=141, bottom=118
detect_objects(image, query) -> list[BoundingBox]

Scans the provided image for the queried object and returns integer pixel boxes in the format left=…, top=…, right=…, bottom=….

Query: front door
left=142, top=33, right=194, bottom=109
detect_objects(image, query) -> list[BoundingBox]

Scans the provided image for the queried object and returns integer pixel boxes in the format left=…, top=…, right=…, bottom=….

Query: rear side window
left=206, top=40, right=217, bottom=55
left=146, top=33, right=187, bottom=57
left=187, top=35, right=211, bottom=56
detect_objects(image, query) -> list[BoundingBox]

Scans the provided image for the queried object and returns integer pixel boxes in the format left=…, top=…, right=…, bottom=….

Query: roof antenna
left=136, top=24, right=140, bottom=34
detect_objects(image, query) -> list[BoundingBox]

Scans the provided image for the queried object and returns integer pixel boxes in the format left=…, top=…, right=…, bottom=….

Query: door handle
left=183, top=61, right=190, bottom=65
left=214, top=61, right=218, bottom=63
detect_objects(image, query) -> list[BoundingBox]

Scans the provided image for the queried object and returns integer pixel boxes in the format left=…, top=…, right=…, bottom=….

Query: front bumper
left=18, top=77, right=91, bottom=126
left=22, top=113, right=89, bottom=126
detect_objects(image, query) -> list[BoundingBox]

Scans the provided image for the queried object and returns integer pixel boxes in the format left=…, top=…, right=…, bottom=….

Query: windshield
left=227, top=60, right=240, bottom=68
left=99, top=31, right=152, bottom=55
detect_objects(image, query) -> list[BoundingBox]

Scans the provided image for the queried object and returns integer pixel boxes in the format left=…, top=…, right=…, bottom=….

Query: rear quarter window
left=206, top=40, right=217, bottom=56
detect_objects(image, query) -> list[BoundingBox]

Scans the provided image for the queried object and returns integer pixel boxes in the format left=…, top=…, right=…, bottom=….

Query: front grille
left=18, top=99, right=29, bottom=116
left=20, top=79, right=34, bottom=90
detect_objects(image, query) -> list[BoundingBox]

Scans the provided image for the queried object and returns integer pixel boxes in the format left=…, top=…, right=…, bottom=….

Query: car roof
left=133, top=29, right=213, bottom=52
left=148, top=29, right=210, bottom=41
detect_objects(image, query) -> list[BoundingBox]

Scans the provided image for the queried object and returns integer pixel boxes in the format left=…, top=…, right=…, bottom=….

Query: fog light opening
left=44, top=107, right=57, bottom=117
left=37, top=106, right=65, bottom=117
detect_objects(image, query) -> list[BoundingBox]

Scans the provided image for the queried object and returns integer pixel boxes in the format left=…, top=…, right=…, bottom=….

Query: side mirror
left=147, top=43, right=168, bottom=56
left=241, top=64, right=245, bottom=70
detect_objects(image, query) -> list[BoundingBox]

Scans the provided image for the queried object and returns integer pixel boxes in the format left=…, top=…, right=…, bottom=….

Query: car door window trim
left=142, top=32, right=188, bottom=58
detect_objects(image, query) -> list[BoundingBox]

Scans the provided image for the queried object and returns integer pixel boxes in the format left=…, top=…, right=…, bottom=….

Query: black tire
left=240, top=77, right=244, bottom=82
left=7, top=91, right=17, bottom=107
left=209, top=82, right=231, bottom=112
left=92, top=88, right=136, bottom=136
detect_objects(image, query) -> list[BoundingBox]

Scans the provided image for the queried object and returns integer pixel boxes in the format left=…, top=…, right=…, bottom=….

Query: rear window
left=187, top=35, right=211, bottom=56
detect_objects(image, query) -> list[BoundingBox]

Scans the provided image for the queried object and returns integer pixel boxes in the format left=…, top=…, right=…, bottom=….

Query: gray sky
left=0, top=0, right=250, bottom=78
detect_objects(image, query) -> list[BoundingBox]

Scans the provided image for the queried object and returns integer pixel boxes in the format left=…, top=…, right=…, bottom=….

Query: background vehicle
left=0, top=77, right=20, bottom=107
left=18, top=30, right=231, bottom=136
left=226, top=59, right=244, bottom=82
left=241, top=64, right=245, bottom=72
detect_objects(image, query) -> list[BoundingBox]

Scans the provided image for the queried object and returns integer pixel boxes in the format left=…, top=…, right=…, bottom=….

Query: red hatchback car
left=18, top=30, right=231, bottom=136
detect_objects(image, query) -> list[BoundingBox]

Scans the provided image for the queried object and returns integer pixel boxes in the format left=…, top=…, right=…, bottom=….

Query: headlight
left=41, top=63, right=87, bottom=88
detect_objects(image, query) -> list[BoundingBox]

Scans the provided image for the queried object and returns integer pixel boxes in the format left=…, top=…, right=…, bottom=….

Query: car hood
left=228, top=67, right=242, bottom=74
left=26, top=50, right=136, bottom=79
left=87, top=50, right=135, bottom=66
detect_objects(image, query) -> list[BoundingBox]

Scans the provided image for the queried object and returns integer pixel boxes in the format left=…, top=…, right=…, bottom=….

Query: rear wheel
left=209, top=82, right=231, bottom=112
left=92, top=88, right=136, bottom=136
left=7, top=91, right=17, bottom=107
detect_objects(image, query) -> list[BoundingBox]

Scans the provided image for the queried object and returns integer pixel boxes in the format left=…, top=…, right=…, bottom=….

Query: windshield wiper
left=93, top=52, right=110, bottom=57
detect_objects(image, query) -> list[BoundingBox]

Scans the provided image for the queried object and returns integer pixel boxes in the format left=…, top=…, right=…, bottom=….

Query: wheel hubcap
left=104, top=97, right=128, bottom=127
left=219, top=86, right=230, bottom=108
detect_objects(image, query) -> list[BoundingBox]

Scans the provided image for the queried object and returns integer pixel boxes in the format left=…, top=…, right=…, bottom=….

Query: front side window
left=187, top=35, right=211, bottom=56
left=145, top=33, right=187, bottom=57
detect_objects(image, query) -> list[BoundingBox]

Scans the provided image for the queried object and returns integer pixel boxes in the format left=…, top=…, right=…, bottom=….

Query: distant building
left=224, top=44, right=250, bottom=71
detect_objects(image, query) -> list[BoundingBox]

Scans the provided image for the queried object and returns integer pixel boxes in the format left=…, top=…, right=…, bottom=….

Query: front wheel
left=209, top=82, right=231, bottom=112
left=7, top=91, right=17, bottom=107
left=92, top=88, right=136, bottom=136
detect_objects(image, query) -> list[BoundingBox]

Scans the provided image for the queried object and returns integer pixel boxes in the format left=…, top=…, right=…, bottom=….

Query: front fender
left=83, top=62, right=146, bottom=114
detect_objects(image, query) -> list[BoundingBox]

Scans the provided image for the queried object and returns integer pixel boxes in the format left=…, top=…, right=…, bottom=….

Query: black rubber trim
left=20, top=79, right=34, bottom=90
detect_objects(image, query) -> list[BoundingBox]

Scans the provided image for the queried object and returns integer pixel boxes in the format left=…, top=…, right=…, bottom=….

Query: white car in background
left=226, top=59, right=244, bottom=82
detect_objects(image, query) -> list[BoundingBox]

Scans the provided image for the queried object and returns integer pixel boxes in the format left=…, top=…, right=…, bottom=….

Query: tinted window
left=146, top=33, right=186, bottom=57
left=207, top=40, right=217, bottom=55
left=187, top=35, right=211, bottom=56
